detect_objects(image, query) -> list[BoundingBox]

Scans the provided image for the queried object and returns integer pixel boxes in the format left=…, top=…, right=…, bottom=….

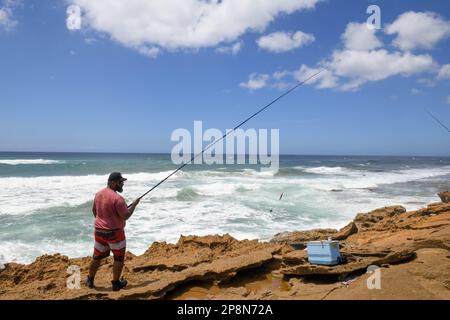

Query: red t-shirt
left=93, top=187, right=129, bottom=230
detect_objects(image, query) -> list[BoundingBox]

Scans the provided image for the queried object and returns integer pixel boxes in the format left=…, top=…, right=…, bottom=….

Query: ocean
left=1, top=152, right=449, bottom=265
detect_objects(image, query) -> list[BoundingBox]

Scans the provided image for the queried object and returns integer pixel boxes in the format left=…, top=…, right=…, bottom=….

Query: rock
left=270, top=229, right=337, bottom=248
left=281, top=250, right=308, bottom=266
left=116, top=245, right=281, bottom=300
left=354, top=206, right=406, bottom=231
left=248, top=289, right=273, bottom=300
left=39, top=282, right=57, bottom=292
left=438, top=191, right=450, bottom=203
left=280, top=249, right=416, bottom=277
left=210, top=287, right=251, bottom=299
left=408, top=202, right=450, bottom=217
left=1, top=200, right=449, bottom=300
left=341, top=247, right=391, bottom=258
left=281, top=258, right=372, bottom=276
left=332, top=222, right=358, bottom=240
left=373, top=250, right=416, bottom=265
left=288, top=278, right=302, bottom=287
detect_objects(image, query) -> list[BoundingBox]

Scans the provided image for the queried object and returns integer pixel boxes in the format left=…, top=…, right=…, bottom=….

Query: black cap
left=108, top=172, right=127, bottom=182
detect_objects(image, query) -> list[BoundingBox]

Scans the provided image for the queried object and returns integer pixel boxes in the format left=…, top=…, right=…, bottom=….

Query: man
left=86, top=172, right=140, bottom=291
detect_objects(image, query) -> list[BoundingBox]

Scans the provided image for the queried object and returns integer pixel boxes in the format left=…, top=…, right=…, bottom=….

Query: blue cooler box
left=306, top=240, right=341, bottom=265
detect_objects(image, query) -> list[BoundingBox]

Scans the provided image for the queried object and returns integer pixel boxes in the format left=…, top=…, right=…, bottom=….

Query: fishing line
left=128, top=68, right=327, bottom=208
left=425, top=109, right=450, bottom=132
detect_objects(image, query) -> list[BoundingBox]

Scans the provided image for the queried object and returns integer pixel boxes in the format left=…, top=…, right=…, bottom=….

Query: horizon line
left=1, top=150, right=450, bottom=158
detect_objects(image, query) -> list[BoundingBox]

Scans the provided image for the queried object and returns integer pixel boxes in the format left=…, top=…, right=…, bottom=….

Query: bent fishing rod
left=128, top=68, right=326, bottom=208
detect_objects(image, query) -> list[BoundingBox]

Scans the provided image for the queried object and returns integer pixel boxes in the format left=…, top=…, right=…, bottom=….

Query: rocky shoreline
left=1, top=191, right=449, bottom=300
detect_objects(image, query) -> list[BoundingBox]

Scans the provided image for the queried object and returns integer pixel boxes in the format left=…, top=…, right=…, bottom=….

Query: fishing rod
left=128, top=68, right=326, bottom=208
left=425, top=109, right=450, bottom=132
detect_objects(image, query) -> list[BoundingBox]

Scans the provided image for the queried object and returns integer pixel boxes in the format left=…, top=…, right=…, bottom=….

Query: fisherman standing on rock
left=86, top=172, right=140, bottom=291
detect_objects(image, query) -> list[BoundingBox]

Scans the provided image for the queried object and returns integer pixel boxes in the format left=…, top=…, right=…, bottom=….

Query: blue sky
left=0, top=0, right=449, bottom=156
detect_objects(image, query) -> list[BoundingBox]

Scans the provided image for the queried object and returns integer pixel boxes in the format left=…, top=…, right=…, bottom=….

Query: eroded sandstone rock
left=354, top=206, right=406, bottom=231
left=438, top=191, right=450, bottom=203
left=270, top=229, right=337, bottom=249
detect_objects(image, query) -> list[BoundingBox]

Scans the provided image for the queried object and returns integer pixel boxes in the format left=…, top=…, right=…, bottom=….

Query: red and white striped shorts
left=93, top=229, right=126, bottom=262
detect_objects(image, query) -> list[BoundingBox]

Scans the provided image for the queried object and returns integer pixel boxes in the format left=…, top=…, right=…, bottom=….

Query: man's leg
left=112, top=260, right=124, bottom=281
left=110, top=230, right=127, bottom=291
left=87, top=233, right=111, bottom=287
left=110, top=230, right=126, bottom=281
left=89, top=258, right=101, bottom=278
left=111, top=258, right=127, bottom=291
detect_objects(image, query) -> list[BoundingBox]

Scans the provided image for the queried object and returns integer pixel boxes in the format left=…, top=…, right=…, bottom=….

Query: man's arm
left=116, top=198, right=140, bottom=221
left=124, top=198, right=140, bottom=220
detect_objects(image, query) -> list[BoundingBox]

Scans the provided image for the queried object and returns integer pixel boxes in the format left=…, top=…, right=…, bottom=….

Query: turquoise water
left=1, top=152, right=449, bottom=265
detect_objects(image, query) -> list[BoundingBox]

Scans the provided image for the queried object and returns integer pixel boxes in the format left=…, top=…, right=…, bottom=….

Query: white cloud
left=273, top=81, right=295, bottom=90
left=437, top=64, right=450, bottom=80
left=240, top=73, right=270, bottom=90
left=257, top=30, right=315, bottom=53
left=417, top=77, right=436, bottom=87
left=84, top=37, right=97, bottom=45
left=411, top=88, right=422, bottom=95
left=72, top=0, right=318, bottom=57
left=216, top=41, right=243, bottom=55
left=0, top=0, right=22, bottom=31
left=240, top=66, right=336, bottom=91
left=0, top=7, right=16, bottom=31
left=293, top=64, right=338, bottom=89
left=385, top=11, right=450, bottom=51
left=271, top=71, right=296, bottom=89
left=243, top=17, right=437, bottom=92
left=242, top=49, right=435, bottom=91
left=342, top=22, right=382, bottom=51
left=447, top=96, right=450, bottom=104
left=136, top=46, right=161, bottom=59
left=330, top=49, right=435, bottom=90
left=4, top=0, right=21, bottom=6
left=273, top=70, right=291, bottom=80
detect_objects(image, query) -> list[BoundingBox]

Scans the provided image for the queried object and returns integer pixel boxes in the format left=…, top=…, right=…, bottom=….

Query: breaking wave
left=0, top=159, right=65, bottom=165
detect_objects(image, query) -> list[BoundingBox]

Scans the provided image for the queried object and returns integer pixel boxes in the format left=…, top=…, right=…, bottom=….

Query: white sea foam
left=0, top=159, right=65, bottom=165
left=1, top=164, right=449, bottom=264
left=301, top=166, right=348, bottom=175
left=195, top=183, right=243, bottom=196
left=0, top=239, right=92, bottom=265
left=300, top=166, right=450, bottom=190
left=240, top=168, right=276, bottom=177
left=2, top=165, right=448, bottom=217
left=0, top=171, right=186, bottom=216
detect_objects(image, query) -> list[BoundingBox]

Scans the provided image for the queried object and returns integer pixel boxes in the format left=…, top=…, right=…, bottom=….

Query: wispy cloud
left=84, top=37, right=97, bottom=45
left=239, top=73, right=270, bottom=90
left=0, top=0, right=20, bottom=31
left=257, top=30, right=315, bottom=53
left=136, top=46, right=161, bottom=59
left=411, top=88, right=422, bottom=95
left=437, top=64, right=450, bottom=80
left=216, top=41, right=243, bottom=55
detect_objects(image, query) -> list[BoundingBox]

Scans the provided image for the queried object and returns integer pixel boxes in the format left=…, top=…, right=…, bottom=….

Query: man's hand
left=131, top=198, right=141, bottom=207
